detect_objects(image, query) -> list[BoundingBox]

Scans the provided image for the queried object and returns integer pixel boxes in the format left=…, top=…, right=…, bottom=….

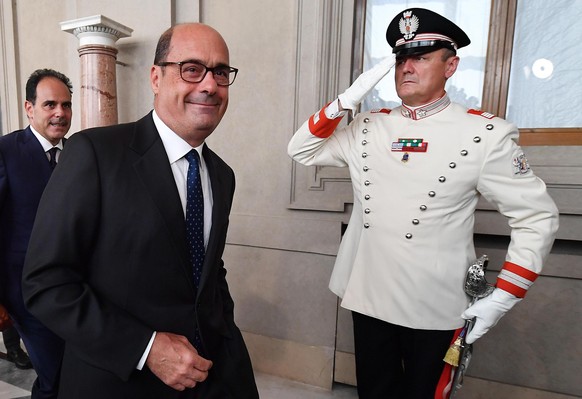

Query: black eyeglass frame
left=156, top=60, right=239, bottom=86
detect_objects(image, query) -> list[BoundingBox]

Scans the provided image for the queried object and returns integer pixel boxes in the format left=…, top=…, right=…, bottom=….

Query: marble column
left=61, top=15, right=133, bottom=129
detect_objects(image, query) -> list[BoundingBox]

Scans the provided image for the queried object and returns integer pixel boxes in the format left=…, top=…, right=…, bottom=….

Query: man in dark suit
left=0, top=68, right=72, bottom=398
left=22, top=23, right=258, bottom=399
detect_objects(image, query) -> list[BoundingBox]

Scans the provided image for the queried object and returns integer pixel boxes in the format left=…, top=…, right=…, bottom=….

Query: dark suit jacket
left=0, top=127, right=54, bottom=309
left=22, top=113, right=258, bottom=399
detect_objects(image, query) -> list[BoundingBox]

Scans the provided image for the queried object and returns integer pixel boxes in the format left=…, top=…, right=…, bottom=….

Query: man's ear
left=150, top=66, right=161, bottom=95
left=24, top=101, right=34, bottom=119
left=445, top=56, right=460, bottom=79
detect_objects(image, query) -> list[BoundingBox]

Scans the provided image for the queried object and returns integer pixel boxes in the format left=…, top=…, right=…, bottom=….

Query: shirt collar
left=401, top=94, right=451, bottom=120
left=29, top=125, right=64, bottom=152
left=152, top=110, right=204, bottom=163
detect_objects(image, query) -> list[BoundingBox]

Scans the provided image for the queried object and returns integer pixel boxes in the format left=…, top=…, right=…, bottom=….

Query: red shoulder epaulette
left=467, top=109, right=495, bottom=119
left=370, top=108, right=392, bottom=114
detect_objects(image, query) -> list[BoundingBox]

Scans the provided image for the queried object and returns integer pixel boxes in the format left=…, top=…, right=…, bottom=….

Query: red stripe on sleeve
left=496, top=279, right=528, bottom=298
left=308, top=104, right=344, bottom=138
left=502, top=261, right=539, bottom=283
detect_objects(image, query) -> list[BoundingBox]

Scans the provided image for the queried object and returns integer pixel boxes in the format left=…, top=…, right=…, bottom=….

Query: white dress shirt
left=30, top=125, right=63, bottom=162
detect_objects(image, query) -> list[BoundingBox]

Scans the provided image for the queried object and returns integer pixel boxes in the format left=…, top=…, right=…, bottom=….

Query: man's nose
left=54, top=105, right=67, bottom=117
left=198, top=70, right=219, bottom=93
left=401, top=58, right=415, bottom=72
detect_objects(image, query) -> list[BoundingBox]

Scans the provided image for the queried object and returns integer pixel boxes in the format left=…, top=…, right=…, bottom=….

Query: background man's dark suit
left=23, top=113, right=257, bottom=398
left=0, top=126, right=64, bottom=394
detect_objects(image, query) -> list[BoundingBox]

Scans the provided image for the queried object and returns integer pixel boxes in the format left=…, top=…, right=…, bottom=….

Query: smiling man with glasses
left=23, top=23, right=258, bottom=399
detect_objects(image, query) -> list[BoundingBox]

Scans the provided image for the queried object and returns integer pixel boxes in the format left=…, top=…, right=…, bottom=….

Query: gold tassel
left=443, top=336, right=462, bottom=367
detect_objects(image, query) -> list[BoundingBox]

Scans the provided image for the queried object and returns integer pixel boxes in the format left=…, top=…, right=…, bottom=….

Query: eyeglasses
left=156, top=61, right=238, bottom=86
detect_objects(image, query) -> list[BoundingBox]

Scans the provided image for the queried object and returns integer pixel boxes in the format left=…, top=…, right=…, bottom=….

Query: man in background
left=0, top=68, right=71, bottom=398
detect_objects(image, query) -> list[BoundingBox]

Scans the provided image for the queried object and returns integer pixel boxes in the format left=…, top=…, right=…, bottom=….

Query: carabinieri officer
left=288, top=7, right=559, bottom=399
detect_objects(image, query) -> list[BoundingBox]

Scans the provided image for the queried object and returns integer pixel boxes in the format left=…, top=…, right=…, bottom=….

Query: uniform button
left=364, top=195, right=371, bottom=200
left=364, top=208, right=371, bottom=214
left=362, top=152, right=368, bottom=158
left=461, top=150, right=468, bottom=156
left=420, top=205, right=427, bottom=211
left=449, top=162, right=456, bottom=168
left=486, top=124, right=494, bottom=130
left=363, top=166, right=369, bottom=172
left=364, top=180, right=371, bottom=186
left=412, top=219, right=419, bottom=225
left=428, top=191, right=436, bottom=197
left=363, top=118, right=370, bottom=123
left=473, top=136, right=481, bottom=143
left=405, top=233, right=413, bottom=239
left=362, top=139, right=368, bottom=145
left=364, top=223, right=370, bottom=228
left=439, top=176, right=446, bottom=182
left=362, top=128, right=368, bottom=134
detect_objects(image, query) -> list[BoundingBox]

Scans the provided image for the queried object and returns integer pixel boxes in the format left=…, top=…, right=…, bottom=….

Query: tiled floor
left=0, top=352, right=35, bottom=399
left=1, top=338, right=357, bottom=399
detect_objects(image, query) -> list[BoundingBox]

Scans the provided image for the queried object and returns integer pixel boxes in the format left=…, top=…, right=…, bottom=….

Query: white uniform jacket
left=288, top=95, right=559, bottom=330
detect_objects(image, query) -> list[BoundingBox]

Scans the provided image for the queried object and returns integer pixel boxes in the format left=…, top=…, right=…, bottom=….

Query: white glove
left=337, top=54, right=396, bottom=112
left=462, top=288, right=522, bottom=344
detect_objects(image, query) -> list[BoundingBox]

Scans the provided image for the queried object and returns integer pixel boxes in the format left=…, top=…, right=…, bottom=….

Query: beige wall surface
left=7, top=0, right=171, bottom=133
left=2, top=0, right=581, bottom=396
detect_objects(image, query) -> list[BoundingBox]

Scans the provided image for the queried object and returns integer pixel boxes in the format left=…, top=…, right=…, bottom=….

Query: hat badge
left=399, top=11, right=419, bottom=40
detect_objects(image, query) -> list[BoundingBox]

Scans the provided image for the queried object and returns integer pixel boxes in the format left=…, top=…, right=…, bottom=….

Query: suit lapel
left=129, top=113, right=194, bottom=291
left=198, top=145, right=229, bottom=292
left=20, top=127, right=53, bottom=183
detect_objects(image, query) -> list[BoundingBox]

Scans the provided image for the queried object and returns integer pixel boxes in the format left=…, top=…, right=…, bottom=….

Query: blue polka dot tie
left=185, top=150, right=205, bottom=353
left=185, top=150, right=205, bottom=288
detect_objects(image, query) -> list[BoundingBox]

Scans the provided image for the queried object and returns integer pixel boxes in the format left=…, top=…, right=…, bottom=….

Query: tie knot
left=185, top=149, right=200, bottom=166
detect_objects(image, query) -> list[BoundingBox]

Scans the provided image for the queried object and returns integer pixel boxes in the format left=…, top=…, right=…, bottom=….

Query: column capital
left=60, top=15, right=133, bottom=47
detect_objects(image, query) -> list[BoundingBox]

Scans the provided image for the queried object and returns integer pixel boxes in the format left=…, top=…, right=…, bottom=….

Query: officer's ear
left=444, top=55, right=459, bottom=79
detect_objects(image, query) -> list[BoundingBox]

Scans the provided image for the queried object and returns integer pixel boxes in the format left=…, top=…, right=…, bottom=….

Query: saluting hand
left=338, top=54, right=396, bottom=112
left=146, top=332, right=213, bottom=391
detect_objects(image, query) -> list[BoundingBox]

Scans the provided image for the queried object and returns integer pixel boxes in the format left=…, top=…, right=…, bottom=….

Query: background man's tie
left=48, top=147, right=58, bottom=169
left=185, top=149, right=205, bottom=352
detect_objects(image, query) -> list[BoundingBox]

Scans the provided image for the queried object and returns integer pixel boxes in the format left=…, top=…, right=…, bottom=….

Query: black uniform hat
left=386, top=8, right=470, bottom=57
